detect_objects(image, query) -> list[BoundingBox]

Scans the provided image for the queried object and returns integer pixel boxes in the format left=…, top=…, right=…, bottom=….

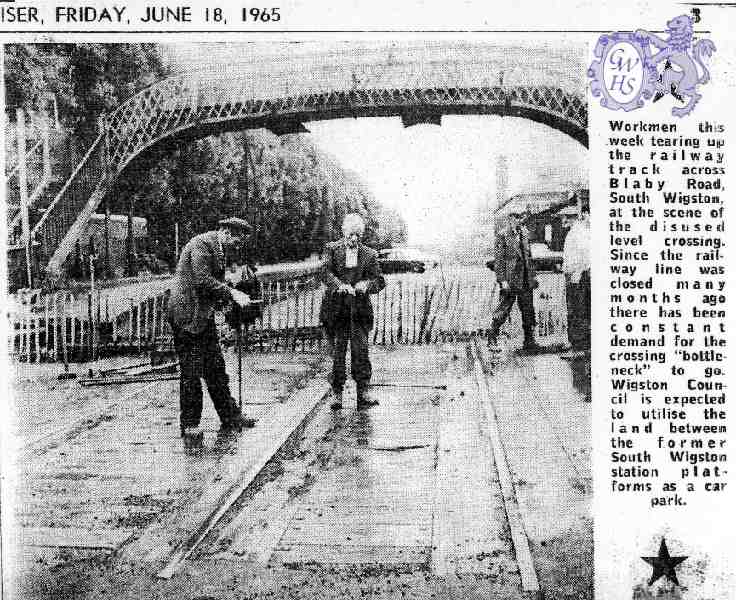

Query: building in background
left=494, top=188, right=588, bottom=249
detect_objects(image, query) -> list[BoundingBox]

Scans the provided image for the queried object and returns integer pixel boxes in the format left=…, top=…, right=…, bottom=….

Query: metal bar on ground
left=99, top=361, right=150, bottom=376
left=79, top=374, right=180, bottom=387
left=470, top=339, right=540, bottom=594
left=368, top=382, right=447, bottom=390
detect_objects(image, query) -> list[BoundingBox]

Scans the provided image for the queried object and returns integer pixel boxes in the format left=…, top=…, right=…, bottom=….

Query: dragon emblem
left=635, top=14, right=716, bottom=117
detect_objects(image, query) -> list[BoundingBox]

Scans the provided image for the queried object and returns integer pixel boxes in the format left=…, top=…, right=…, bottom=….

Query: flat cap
left=218, top=217, right=252, bottom=233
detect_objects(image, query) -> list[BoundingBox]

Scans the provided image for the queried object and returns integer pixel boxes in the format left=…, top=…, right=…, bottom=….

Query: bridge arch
left=106, top=56, right=588, bottom=180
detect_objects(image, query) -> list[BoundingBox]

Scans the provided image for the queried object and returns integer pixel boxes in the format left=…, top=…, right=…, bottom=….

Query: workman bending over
left=167, top=217, right=256, bottom=446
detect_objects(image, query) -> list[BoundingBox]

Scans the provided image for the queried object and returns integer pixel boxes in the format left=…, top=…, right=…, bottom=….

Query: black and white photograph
left=5, top=37, right=592, bottom=599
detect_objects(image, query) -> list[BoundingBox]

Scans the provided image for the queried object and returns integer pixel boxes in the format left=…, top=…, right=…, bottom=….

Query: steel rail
left=470, top=339, right=541, bottom=596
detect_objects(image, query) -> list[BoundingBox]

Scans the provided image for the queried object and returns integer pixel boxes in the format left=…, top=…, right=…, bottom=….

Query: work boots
left=521, top=334, right=543, bottom=354
left=330, top=390, right=343, bottom=410
left=357, top=386, right=379, bottom=410
left=181, top=426, right=204, bottom=448
left=330, top=388, right=379, bottom=410
left=220, top=413, right=257, bottom=432
left=486, top=330, right=502, bottom=353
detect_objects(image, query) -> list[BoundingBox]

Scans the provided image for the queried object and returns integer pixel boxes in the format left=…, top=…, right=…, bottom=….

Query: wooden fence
left=8, top=271, right=568, bottom=362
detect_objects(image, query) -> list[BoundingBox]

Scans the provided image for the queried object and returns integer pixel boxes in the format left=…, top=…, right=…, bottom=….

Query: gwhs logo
left=588, top=13, right=716, bottom=117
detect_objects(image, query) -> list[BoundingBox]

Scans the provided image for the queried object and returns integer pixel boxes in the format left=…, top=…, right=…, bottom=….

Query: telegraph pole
left=16, top=108, right=32, bottom=288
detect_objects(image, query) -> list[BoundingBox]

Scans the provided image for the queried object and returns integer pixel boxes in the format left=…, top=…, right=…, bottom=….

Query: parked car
left=378, top=248, right=437, bottom=274
left=485, top=242, right=563, bottom=273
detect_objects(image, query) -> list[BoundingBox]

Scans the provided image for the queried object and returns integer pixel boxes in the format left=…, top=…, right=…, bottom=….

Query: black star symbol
left=642, top=538, right=688, bottom=586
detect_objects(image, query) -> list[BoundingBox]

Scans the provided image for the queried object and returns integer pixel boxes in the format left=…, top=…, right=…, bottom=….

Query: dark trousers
left=489, top=286, right=537, bottom=341
left=566, top=270, right=591, bottom=350
left=326, top=320, right=372, bottom=393
left=170, top=319, right=241, bottom=430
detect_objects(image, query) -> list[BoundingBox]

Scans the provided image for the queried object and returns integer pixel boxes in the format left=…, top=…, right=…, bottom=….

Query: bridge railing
left=103, top=65, right=588, bottom=175
left=30, top=134, right=105, bottom=271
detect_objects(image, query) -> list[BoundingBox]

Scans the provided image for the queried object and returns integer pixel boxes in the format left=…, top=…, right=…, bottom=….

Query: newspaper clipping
left=1, top=2, right=733, bottom=600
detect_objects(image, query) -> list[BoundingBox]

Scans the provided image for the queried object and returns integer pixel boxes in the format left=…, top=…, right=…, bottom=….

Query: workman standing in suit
left=562, top=202, right=591, bottom=353
left=487, top=208, right=540, bottom=351
left=167, top=217, right=257, bottom=446
left=320, top=213, right=386, bottom=410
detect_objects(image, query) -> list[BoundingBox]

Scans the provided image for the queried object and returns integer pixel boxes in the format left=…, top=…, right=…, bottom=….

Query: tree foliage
left=5, top=43, right=168, bottom=141
left=120, top=130, right=407, bottom=266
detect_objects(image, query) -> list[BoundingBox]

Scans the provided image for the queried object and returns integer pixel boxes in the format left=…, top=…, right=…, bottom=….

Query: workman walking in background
left=167, top=217, right=257, bottom=446
left=487, top=208, right=540, bottom=351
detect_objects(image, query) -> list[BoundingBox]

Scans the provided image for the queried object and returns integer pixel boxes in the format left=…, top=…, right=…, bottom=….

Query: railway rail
left=133, top=341, right=544, bottom=597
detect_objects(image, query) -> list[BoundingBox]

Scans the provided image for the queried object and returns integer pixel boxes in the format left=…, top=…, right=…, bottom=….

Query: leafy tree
left=5, top=43, right=168, bottom=141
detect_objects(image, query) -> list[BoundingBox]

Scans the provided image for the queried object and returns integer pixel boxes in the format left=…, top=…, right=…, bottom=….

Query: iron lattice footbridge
left=29, top=43, right=588, bottom=278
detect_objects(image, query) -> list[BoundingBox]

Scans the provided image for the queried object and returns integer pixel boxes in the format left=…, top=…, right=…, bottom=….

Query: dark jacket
left=319, top=241, right=386, bottom=330
left=167, top=231, right=233, bottom=334
left=494, top=224, right=536, bottom=291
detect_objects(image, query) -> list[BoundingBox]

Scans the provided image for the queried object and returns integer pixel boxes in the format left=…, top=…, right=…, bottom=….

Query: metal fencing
left=8, top=272, right=568, bottom=363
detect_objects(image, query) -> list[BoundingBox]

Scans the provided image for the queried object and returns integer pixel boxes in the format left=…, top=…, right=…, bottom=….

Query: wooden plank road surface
left=196, top=344, right=522, bottom=593
left=7, top=341, right=592, bottom=599
left=8, top=351, right=325, bottom=574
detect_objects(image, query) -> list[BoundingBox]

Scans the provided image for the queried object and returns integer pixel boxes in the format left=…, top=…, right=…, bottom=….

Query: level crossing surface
left=8, top=341, right=591, bottom=600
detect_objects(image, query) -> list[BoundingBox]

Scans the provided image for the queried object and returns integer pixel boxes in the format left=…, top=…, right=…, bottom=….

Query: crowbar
left=368, top=383, right=447, bottom=390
